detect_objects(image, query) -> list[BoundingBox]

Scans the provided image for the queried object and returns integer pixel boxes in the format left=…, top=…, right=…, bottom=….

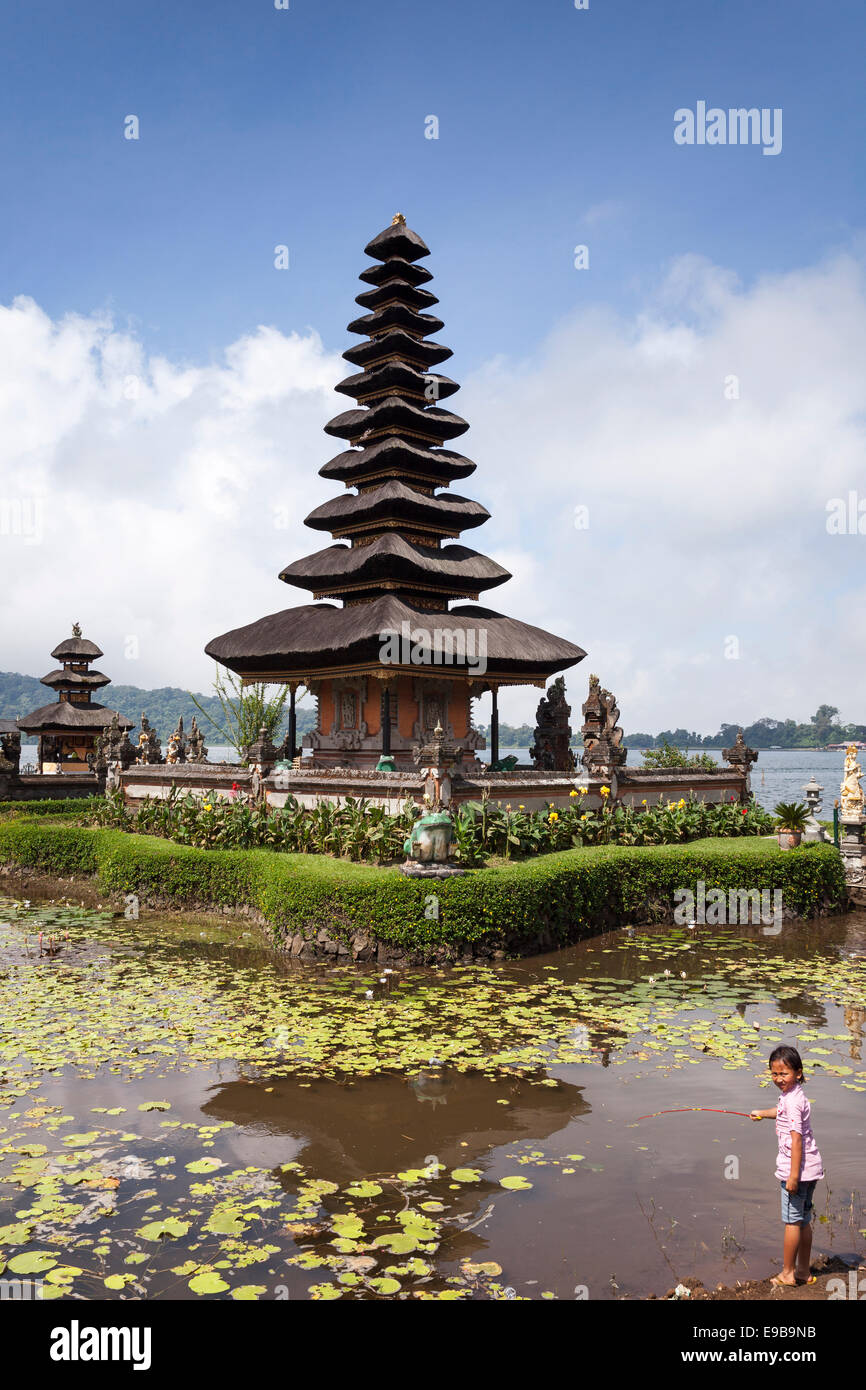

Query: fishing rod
left=635, top=1107, right=753, bottom=1120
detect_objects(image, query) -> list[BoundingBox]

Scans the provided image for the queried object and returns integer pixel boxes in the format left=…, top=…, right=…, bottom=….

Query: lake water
left=1, top=890, right=863, bottom=1301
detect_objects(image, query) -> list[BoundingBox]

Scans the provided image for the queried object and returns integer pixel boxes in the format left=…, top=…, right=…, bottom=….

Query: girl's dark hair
left=769, top=1045, right=804, bottom=1076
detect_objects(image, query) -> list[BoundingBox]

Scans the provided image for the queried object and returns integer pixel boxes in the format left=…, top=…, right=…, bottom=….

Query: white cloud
left=2, top=249, right=866, bottom=741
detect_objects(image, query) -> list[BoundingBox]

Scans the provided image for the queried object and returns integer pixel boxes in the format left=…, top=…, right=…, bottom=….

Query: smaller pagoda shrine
left=17, top=624, right=133, bottom=773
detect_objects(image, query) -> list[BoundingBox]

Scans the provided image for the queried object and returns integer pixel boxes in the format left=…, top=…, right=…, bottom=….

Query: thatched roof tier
left=206, top=597, right=585, bottom=683
left=336, top=363, right=459, bottom=404
left=206, top=217, right=586, bottom=703
left=319, top=438, right=475, bottom=487
left=51, top=634, right=103, bottom=661
left=358, top=258, right=432, bottom=288
left=279, top=535, right=510, bottom=600
left=346, top=304, right=445, bottom=339
left=364, top=221, right=430, bottom=263
left=18, top=702, right=134, bottom=732
left=342, top=330, right=452, bottom=371
left=304, top=482, right=489, bottom=536
left=40, top=668, right=111, bottom=691
left=355, top=282, right=439, bottom=313
left=324, top=398, right=469, bottom=445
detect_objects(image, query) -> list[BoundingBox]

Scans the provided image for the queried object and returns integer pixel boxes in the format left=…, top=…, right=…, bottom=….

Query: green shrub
left=0, top=798, right=92, bottom=819
left=0, top=814, right=846, bottom=958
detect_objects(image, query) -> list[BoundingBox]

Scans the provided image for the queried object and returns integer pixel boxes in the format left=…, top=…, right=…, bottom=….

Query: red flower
left=741, top=808, right=747, bottom=815
left=232, top=782, right=239, bottom=791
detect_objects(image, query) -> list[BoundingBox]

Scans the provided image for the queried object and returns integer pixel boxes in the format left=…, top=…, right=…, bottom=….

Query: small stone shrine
left=187, top=716, right=208, bottom=764
left=722, top=729, right=759, bottom=800
left=580, top=674, right=627, bottom=779
left=801, top=774, right=828, bottom=844
left=530, top=676, right=576, bottom=772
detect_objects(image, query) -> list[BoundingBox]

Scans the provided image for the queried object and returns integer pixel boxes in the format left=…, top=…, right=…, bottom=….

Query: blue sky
left=2, top=0, right=862, bottom=365
left=1, top=0, right=865, bottom=732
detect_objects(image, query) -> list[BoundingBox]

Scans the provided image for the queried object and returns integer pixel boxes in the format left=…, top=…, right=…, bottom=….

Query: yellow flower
left=519, top=804, right=525, bottom=810
left=203, top=803, right=213, bottom=811
left=548, top=811, right=559, bottom=822
left=569, top=789, right=578, bottom=797
left=641, top=798, right=647, bottom=805
left=600, top=785, right=610, bottom=798
left=677, top=798, right=686, bottom=809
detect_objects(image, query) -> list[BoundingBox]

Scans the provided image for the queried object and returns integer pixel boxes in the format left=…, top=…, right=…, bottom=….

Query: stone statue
left=136, top=712, right=163, bottom=765
left=530, top=676, right=576, bottom=772
left=187, top=716, right=208, bottom=764
left=0, top=729, right=21, bottom=774
left=166, top=716, right=188, bottom=765
left=580, top=674, right=627, bottom=776
left=403, top=810, right=454, bottom=866
left=841, top=744, right=864, bottom=819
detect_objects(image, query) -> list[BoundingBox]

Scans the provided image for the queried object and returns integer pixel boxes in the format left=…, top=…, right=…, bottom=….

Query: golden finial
left=391, top=212, right=406, bottom=226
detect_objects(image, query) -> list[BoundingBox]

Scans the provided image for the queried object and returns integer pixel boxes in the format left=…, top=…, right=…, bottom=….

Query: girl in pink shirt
left=750, top=1045, right=824, bottom=1286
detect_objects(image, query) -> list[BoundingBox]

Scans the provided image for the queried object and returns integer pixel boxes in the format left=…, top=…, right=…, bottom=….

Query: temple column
left=381, top=678, right=392, bottom=758
left=490, top=685, right=499, bottom=766
left=288, top=683, right=298, bottom=760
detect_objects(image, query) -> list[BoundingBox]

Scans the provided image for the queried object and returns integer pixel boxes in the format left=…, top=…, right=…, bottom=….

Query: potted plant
left=773, top=801, right=809, bottom=850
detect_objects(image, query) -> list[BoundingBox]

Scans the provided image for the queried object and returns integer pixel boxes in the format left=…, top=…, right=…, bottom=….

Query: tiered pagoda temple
left=206, top=216, right=585, bottom=768
left=18, top=624, right=133, bottom=773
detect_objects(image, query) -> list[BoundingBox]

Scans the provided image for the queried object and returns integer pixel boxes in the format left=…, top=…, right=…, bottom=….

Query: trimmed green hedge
left=0, top=815, right=847, bottom=958
left=0, top=798, right=90, bottom=818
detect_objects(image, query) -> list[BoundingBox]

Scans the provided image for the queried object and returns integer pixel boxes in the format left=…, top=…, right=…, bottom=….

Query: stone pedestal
left=839, top=815, right=866, bottom=896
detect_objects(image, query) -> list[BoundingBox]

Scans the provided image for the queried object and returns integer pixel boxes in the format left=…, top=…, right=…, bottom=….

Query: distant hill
left=0, top=671, right=317, bottom=747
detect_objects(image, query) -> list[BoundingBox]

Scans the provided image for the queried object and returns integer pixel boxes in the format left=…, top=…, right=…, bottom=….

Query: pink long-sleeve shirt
left=775, top=1083, right=824, bottom=1182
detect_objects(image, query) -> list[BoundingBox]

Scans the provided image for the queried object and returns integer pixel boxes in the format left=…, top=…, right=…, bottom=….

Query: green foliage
left=640, top=741, right=718, bottom=771
left=190, top=668, right=288, bottom=761
left=76, top=786, right=775, bottom=866
left=773, top=801, right=810, bottom=832
left=0, top=798, right=87, bottom=818
left=0, top=813, right=845, bottom=956
left=80, top=787, right=419, bottom=864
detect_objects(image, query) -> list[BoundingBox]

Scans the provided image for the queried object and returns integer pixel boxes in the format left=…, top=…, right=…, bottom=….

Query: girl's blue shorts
left=780, top=1179, right=817, bottom=1225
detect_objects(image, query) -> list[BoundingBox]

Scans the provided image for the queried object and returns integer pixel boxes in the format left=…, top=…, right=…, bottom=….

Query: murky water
left=1, top=892, right=863, bottom=1300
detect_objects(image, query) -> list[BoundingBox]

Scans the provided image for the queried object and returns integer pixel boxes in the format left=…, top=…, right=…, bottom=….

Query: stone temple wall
left=114, top=761, right=749, bottom=813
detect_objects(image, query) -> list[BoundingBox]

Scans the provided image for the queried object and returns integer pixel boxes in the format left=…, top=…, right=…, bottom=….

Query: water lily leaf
left=189, top=1271, right=230, bottom=1295
left=343, top=1181, right=382, bottom=1198
left=369, top=1276, right=401, bottom=1294
left=8, top=1250, right=57, bottom=1275
left=136, top=1218, right=190, bottom=1241
left=450, top=1168, right=482, bottom=1183
left=231, top=1285, right=268, bottom=1300
left=499, top=1176, right=533, bottom=1191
